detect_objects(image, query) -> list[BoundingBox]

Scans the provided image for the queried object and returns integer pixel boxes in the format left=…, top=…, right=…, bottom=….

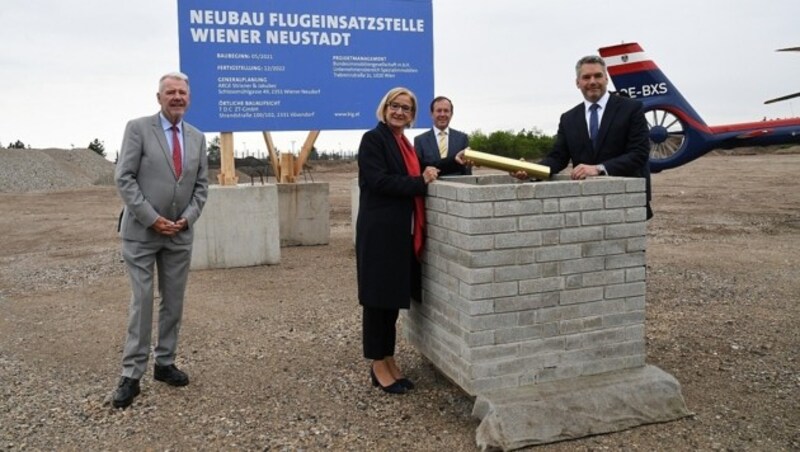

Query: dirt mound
left=0, top=148, right=115, bottom=193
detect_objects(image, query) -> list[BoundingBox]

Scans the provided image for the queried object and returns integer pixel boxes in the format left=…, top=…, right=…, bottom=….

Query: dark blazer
left=414, top=127, right=471, bottom=175
left=539, top=94, right=652, bottom=209
left=356, top=122, right=461, bottom=309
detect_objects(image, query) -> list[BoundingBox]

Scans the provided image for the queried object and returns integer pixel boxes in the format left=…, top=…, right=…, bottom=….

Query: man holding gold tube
left=459, top=55, right=652, bottom=219
left=540, top=55, right=652, bottom=218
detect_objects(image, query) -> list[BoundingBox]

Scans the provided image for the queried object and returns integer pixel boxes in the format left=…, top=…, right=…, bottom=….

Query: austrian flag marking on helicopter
left=599, top=43, right=658, bottom=76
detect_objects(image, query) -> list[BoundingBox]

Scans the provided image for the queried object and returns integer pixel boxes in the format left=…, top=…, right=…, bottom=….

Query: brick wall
left=404, top=174, right=648, bottom=395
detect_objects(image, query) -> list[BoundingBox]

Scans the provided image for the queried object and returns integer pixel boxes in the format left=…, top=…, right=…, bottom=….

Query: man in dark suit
left=414, top=96, right=472, bottom=175
left=111, top=72, right=209, bottom=408
left=539, top=55, right=652, bottom=218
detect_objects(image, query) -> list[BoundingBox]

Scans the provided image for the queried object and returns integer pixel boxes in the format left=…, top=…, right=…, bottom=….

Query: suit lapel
left=596, top=95, right=620, bottom=152
left=182, top=125, right=199, bottom=177
left=571, top=105, right=593, bottom=153
left=446, top=131, right=455, bottom=158
left=427, top=130, right=438, bottom=159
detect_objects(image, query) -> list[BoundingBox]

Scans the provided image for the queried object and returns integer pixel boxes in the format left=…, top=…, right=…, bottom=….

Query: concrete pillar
left=191, top=184, right=280, bottom=269
left=277, top=182, right=330, bottom=246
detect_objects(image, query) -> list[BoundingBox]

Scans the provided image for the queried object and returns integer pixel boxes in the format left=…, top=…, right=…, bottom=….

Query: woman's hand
left=422, top=166, right=440, bottom=184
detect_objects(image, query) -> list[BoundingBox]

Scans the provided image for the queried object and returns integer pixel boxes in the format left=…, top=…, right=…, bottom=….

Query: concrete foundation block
left=191, top=184, right=280, bottom=269
left=277, top=182, right=329, bottom=246
left=473, top=365, right=691, bottom=451
left=399, top=174, right=688, bottom=447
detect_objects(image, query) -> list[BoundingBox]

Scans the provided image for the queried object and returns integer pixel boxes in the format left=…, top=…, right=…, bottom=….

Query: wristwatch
left=596, top=164, right=607, bottom=175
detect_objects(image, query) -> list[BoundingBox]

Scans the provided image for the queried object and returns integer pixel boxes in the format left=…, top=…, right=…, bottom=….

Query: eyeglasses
left=388, top=102, right=413, bottom=113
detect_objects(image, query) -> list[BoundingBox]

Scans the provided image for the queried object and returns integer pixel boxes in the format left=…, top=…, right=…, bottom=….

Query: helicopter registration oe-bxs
left=598, top=42, right=800, bottom=172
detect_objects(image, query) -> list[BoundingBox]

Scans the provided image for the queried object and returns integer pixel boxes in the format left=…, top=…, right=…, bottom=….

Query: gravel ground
left=1, top=152, right=799, bottom=451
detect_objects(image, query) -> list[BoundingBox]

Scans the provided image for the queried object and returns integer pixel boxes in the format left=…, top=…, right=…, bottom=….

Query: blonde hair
left=375, top=87, right=417, bottom=127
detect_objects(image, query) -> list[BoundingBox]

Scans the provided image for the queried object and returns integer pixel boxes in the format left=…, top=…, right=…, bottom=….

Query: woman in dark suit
left=356, top=87, right=449, bottom=394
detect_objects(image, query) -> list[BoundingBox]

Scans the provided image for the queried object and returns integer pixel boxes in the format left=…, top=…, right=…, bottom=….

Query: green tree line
left=202, top=127, right=556, bottom=165
left=468, top=127, right=555, bottom=161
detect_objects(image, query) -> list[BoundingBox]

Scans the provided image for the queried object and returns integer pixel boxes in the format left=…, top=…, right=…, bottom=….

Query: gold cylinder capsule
left=463, top=148, right=550, bottom=180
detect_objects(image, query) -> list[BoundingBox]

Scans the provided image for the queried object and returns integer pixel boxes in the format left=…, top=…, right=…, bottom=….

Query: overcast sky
left=2, top=0, right=798, bottom=160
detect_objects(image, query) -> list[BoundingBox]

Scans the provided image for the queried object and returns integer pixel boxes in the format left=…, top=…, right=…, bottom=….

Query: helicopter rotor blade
left=764, top=91, right=800, bottom=105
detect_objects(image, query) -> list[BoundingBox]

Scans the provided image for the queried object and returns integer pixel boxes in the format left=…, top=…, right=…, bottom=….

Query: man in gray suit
left=414, top=96, right=471, bottom=175
left=112, top=72, right=209, bottom=409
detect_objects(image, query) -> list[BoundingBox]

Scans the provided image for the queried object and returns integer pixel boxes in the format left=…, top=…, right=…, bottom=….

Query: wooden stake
left=218, top=132, right=238, bottom=185
left=280, top=153, right=296, bottom=183
left=262, top=131, right=280, bottom=181
left=294, top=130, right=321, bottom=177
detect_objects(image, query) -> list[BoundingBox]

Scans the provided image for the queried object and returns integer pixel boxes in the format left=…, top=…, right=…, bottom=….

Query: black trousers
left=362, top=306, right=400, bottom=360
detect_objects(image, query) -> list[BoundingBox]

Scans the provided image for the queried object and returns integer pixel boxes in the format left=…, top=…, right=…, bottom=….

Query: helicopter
left=598, top=42, right=800, bottom=172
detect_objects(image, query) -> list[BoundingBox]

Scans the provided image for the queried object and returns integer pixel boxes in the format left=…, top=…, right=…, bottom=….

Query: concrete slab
left=473, top=365, right=691, bottom=451
left=191, top=184, right=280, bottom=269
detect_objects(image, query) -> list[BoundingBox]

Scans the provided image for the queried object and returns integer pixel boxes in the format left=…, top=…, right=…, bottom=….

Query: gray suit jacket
left=414, top=127, right=471, bottom=175
left=115, top=113, right=209, bottom=245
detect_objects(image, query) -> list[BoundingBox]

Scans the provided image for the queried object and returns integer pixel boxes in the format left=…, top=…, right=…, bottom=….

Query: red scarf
left=394, top=132, right=425, bottom=261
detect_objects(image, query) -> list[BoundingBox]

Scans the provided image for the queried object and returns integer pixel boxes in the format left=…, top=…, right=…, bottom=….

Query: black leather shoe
left=370, top=369, right=407, bottom=395
left=112, top=377, right=140, bottom=408
left=154, top=364, right=189, bottom=387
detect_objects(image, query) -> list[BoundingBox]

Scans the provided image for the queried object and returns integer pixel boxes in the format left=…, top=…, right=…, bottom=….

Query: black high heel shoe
left=370, top=369, right=408, bottom=395
left=396, top=377, right=415, bottom=390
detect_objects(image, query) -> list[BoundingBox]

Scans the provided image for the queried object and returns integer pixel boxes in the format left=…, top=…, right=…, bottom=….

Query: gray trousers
left=120, top=238, right=192, bottom=379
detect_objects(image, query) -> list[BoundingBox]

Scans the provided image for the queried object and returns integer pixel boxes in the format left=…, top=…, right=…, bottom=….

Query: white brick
left=560, top=256, right=605, bottom=274
left=537, top=244, right=582, bottom=262
left=559, top=287, right=604, bottom=305
left=494, top=199, right=543, bottom=216
left=519, top=213, right=565, bottom=231
left=447, top=200, right=493, bottom=218
left=560, top=196, right=604, bottom=212
left=560, top=226, right=604, bottom=243
left=605, top=222, right=647, bottom=239
left=455, top=217, right=518, bottom=235
left=582, top=209, right=625, bottom=226
left=583, top=178, right=627, bottom=195
left=495, top=231, right=542, bottom=249
left=494, top=293, right=557, bottom=313
left=494, top=263, right=542, bottom=282
left=605, top=282, right=646, bottom=299
left=520, top=276, right=564, bottom=294
left=460, top=281, right=518, bottom=300
left=605, top=193, right=646, bottom=209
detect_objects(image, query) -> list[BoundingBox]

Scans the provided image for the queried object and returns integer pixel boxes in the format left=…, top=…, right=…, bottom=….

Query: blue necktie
left=589, top=103, right=600, bottom=149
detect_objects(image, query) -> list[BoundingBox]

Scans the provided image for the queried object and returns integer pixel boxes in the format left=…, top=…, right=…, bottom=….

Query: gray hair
left=575, top=56, right=606, bottom=77
left=159, top=72, right=190, bottom=92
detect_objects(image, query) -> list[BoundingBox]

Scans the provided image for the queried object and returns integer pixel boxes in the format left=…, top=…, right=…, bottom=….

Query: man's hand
left=571, top=164, right=601, bottom=180
left=174, top=218, right=189, bottom=231
left=151, top=216, right=183, bottom=237
left=455, top=149, right=475, bottom=167
left=509, top=170, right=529, bottom=181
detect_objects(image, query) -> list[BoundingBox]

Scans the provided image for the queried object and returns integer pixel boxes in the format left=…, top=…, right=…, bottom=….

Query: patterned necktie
left=589, top=103, right=600, bottom=149
left=437, top=130, right=448, bottom=158
left=171, top=125, right=182, bottom=179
